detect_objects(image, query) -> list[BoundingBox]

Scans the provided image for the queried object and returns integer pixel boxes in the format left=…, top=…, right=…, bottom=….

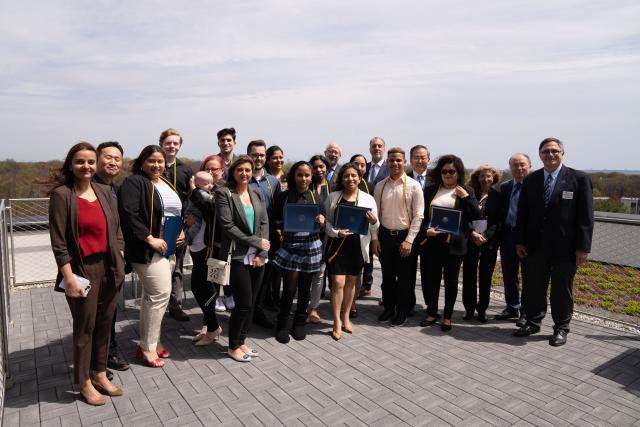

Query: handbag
left=207, top=240, right=234, bottom=286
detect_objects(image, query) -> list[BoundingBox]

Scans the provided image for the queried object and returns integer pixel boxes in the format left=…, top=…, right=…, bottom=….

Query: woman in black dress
left=324, top=163, right=378, bottom=340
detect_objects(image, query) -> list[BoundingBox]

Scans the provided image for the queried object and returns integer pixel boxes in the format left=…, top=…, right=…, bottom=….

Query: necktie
left=506, top=182, right=521, bottom=227
left=370, top=164, right=378, bottom=182
left=417, top=175, right=424, bottom=189
left=544, top=173, right=553, bottom=207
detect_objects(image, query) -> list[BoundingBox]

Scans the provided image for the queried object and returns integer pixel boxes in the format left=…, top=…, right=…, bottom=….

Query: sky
left=1, top=0, right=639, bottom=171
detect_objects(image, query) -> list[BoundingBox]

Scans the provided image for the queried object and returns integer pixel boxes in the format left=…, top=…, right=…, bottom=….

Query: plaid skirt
left=273, top=232, right=323, bottom=273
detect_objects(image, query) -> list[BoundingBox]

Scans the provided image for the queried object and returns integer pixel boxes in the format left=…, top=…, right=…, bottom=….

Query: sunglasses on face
left=441, top=169, right=457, bottom=176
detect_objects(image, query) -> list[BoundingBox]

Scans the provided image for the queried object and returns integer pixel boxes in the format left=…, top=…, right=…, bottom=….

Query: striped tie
left=544, top=173, right=553, bottom=207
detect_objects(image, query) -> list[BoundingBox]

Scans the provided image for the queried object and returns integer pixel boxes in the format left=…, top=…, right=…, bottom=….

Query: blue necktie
left=544, top=173, right=553, bottom=207
left=417, top=175, right=424, bottom=189
left=506, top=182, right=521, bottom=227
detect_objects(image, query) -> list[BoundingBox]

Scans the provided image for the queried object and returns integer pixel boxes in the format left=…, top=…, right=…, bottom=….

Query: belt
left=381, top=226, right=408, bottom=236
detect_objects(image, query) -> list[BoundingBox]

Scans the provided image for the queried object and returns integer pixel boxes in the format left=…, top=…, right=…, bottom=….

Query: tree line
left=0, top=159, right=638, bottom=214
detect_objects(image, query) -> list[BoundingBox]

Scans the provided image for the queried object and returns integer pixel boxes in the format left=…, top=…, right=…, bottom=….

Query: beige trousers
left=133, top=253, right=175, bottom=352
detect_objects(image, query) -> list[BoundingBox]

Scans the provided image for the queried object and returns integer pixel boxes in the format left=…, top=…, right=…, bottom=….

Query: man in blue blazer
left=365, top=137, right=389, bottom=188
left=514, top=138, right=594, bottom=346
left=495, top=153, right=531, bottom=327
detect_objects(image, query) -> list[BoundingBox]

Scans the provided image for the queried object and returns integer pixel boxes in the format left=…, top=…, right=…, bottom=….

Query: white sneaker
left=224, top=295, right=235, bottom=310
left=215, top=297, right=226, bottom=312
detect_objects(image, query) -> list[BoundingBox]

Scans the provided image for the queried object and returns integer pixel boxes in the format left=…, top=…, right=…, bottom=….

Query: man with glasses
left=247, top=140, right=281, bottom=329
left=324, top=142, right=342, bottom=189
left=93, top=142, right=129, bottom=377
left=514, top=138, right=594, bottom=346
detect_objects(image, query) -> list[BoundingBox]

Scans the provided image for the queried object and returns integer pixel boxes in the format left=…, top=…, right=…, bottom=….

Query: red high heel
left=136, top=347, right=165, bottom=368
left=157, top=349, right=171, bottom=358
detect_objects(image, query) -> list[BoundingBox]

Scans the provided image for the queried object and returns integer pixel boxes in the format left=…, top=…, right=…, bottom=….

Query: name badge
left=562, top=191, right=574, bottom=200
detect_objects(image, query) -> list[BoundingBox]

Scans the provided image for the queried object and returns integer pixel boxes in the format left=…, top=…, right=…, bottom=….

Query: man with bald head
left=495, top=153, right=531, bottom=326
left=324, top=142, right=342, bottom=189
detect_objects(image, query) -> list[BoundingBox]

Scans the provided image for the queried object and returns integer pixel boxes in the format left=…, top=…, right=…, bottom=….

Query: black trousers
left=422, top=235, right=462, bottom=320
left=408, top=240, right=425, bottom=311
left=500, top=228, right=524, bottom=312
left=462, top=242, right=498, bottom=314
left=378, top=227, right=415, bottom=315
left=169, top=244, right=186, bottom=310
left=522, top=250, right=576, bottom=333
left=228, top=262, right=264, bottom=349
left=189, top=249, right=220, bottom=331
left=277, top=270, right=314, bottom=328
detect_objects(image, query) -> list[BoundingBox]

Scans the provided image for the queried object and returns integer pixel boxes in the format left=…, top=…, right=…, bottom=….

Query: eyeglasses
left=541, top=149, right=562, bottom=155
left=206, top=167, right=224, bottom=173
left=441, top=169, right=457, bottom=176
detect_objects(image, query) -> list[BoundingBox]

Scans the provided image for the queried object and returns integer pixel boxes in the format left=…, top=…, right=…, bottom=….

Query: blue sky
left=1, top=0, right=639, bottom=170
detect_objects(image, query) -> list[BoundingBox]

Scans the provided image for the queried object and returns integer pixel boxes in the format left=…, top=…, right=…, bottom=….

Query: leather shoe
left=513, top=325, right=540, bottom=337
left=106, top=369, right=114, bottom=381
left=516, top=314, right=527, bottom=328
left=549, top=330, right=568, bottom=347
left=477, top=312, right=488, bottom=323
left=275, top=329, right=290, bottom=344
left=441, top=322, right=452, bottom=332
left=107, top=353, right=130, bottom=371
left=378, top=309, right=395, bottom=322
left=495, top=308, right=519, bottom=320
left=168, top=308, right=190, bottom=322
left=463, top=311, right=474, bottom=321
left=420, top=317, right=437, bottom=327
left=390, top=313, right=406, bottom=326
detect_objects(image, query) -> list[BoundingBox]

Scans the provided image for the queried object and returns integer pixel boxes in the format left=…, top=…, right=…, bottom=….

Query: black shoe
left=290, top=324, right=306, bottom=341
left=106, top=369, right=114, bottom=381
left=420, top=317, right=437, bottom=327
left=253, top=313, right=275, bottom=329
left=513, top=325, right=540, bottom=337
left=107, top=353, right=130, bottom=371
left=275, top=329, right=290, bottom=344
left=477, top=312, right=488, bottom=323
left=549, top=330, right=568, bottom=347
left=350, top=309, right=358, bottom=319
left=390, top=313, right=406, bottom=327
left=463, top=311, right=474, bottom=321
left=441, top=323, right=452, bottom=332
left=378, top=310, right=395, bottom=322
left=495, top=308, right=519, bottom=320
left=516, top=314, right=527, bottom=328
left=407, top=308, right=415, bottom=317
left=169, top=308, right=190, bottom=322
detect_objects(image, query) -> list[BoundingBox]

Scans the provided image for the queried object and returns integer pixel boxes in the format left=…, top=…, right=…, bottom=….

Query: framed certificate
left=335, top=205, right=371, bottom=235
left=429, top=206, right=462, bottom=235
left=163, top=216, right=183, bottom=257
left=284, top=204, right=320, bottom=233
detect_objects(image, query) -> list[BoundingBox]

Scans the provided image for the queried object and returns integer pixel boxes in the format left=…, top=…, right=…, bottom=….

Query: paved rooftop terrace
left=3, top=273, right=640, bottom=426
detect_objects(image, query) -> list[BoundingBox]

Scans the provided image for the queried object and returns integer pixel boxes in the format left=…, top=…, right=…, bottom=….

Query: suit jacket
left=49, top=183, right=125, bottom=292
left=366, top=161, right=389, bottom=187
left=407, top=170, right=431, bottom=190
left=515, top=165, right=594, bottom=261
left=420, top=183, right=481, bottom=256
left=470, top=186, right=502, bottom=250
left=327, top=163, right=342, bottom=190
left=499, top=180, right=515, bottom=225
left=214, top=185, right=269, bottom=261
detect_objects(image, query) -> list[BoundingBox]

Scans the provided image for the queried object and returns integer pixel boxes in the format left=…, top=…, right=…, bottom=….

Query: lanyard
left=379, top=175, right=408, bottom=221
left=315, top=180, right=329, bottom=197
left=327, top=189, right=360, bottom=263
left=149, top=176, right=176, bottom=234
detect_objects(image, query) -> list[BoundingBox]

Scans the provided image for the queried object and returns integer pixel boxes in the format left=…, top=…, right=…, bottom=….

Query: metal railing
left=0, top=199, right=13, bottom=422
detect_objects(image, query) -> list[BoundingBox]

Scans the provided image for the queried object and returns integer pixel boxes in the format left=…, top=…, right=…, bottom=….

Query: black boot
left=291, top=313, right=307, bottom=341
left=275, top=316, right=290, bottom=344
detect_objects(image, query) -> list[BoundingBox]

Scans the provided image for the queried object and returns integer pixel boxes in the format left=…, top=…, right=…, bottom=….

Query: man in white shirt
left=324, top=142, right=342, bottom=189
left=366, top=137, right=389, bottom=187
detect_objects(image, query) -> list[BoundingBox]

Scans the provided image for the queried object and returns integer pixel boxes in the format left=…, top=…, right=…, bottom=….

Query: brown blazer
left=49, top=182, right=125, bottom=292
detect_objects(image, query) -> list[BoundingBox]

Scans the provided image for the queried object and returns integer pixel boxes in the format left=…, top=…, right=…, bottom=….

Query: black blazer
left=420, top=183, right=481, bottom=256
left=516, top=165, right=594, bottom=261
left=499, top=180, right=515, bottom=224
left=118, top=174, right=180, bottom=264
left=214, top=185, right=269, bottom=260
left=470, top=186, right=502, bottom=250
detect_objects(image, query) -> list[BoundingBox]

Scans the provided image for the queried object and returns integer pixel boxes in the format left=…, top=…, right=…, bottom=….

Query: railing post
left=7, top=203, right=15, bottom=288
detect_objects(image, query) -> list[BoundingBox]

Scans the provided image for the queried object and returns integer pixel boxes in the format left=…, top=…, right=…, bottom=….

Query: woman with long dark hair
left=215, top=156, right=270, bottom=362
left=324, top=163, right=378, bottom=340
left=118, top=145, right=184, bottom=367
left=419, top=155, right=481, bottom=331
left=266, top=145, right=286, bottom=190
left=48, top=142, right=125, bottom=405
left=462, top=165, right=502, bottom=323
left=273, top=161, right=325, bottom=343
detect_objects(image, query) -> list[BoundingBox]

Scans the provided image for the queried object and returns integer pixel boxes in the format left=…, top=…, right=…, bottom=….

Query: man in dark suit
left=407, top=144, right=431, bottom=315
left=365, top=136, right=389, bottom=188
left=514, top=138, right=594, bottom=346
left=324, top=142, right=342, bottom=189
left=494, top=153, right=531, bottom=327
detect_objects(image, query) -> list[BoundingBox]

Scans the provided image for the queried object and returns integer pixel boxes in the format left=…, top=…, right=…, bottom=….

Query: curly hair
left=467, top=164, right=502, bottom=193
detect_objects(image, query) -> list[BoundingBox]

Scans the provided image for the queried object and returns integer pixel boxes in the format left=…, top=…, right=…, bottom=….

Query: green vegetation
left=492, top=260, right=640, bottom=318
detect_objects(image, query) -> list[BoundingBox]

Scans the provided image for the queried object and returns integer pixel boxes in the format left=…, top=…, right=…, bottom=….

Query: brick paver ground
left=4, top=270, right=640, bottom=426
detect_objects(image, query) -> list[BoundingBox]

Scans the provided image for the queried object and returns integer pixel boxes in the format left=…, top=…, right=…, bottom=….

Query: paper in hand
left=59, top=274, right=92, bottom=297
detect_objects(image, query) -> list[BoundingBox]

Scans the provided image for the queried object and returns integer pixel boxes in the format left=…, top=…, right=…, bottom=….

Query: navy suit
left=365, top=161, right=389, bottom=188
left=498, top=180, right=524, bottom=313
left=516, top=165, right=594, bottom=332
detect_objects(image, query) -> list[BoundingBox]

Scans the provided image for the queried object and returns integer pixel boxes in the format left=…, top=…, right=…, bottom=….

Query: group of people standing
left=46, top=129, right=594, bottom=406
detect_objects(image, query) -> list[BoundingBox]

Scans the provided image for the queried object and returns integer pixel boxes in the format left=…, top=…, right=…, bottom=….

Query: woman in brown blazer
left=48, top=142, right=125, bottom=405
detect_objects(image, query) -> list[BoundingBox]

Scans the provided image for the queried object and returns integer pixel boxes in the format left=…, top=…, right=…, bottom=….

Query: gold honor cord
left=378, top=175, right=408, bottom=224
